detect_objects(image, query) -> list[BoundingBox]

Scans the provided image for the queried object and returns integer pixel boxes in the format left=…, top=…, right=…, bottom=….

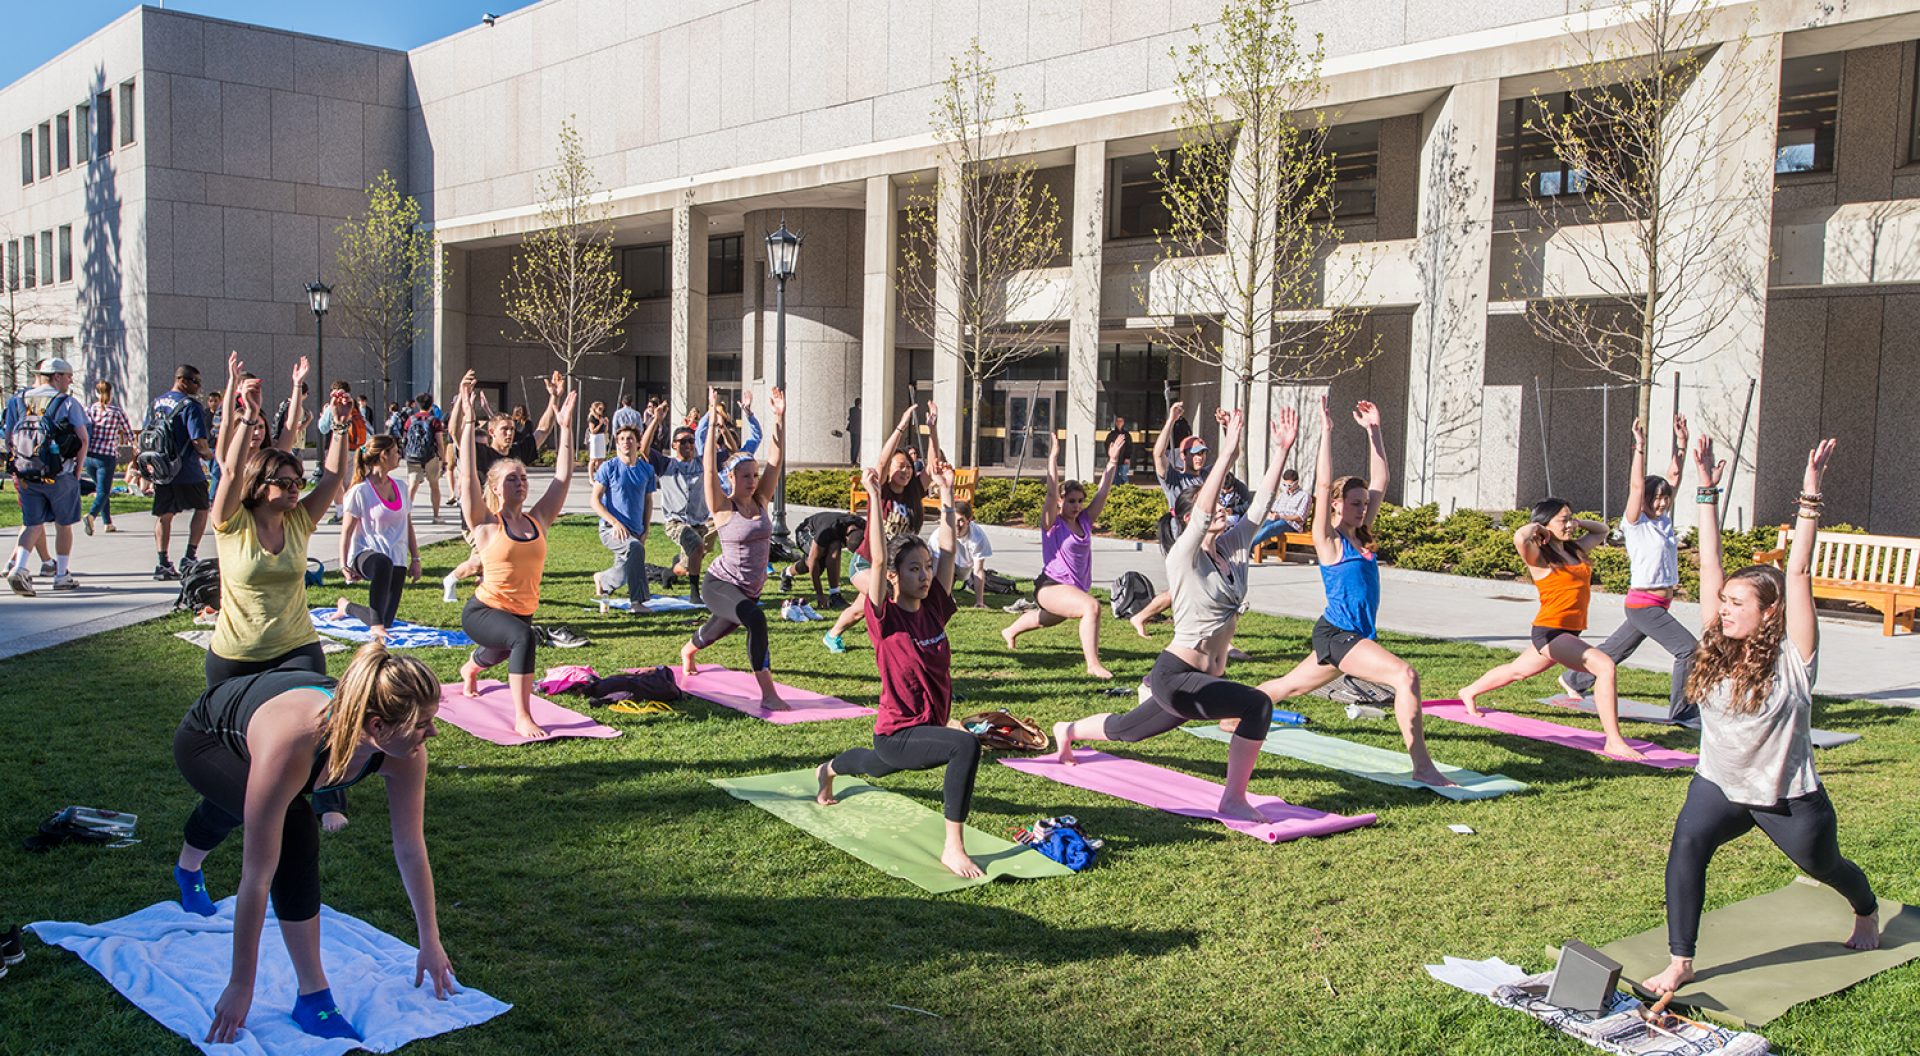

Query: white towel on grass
left=30, top=898, right=510, bottom=1055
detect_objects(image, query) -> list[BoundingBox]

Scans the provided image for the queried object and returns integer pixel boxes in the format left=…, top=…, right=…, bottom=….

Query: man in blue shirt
left=4, top=357, right=92, bottom=594
left=590, top=423, right=659, bottom=605
left=141, top=364, right=215, bottom=580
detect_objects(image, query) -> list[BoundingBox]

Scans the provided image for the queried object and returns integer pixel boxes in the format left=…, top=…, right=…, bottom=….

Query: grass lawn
left=0, top=491, right=152, bottom=529
left=2, top=517, right=1916, bottom=1054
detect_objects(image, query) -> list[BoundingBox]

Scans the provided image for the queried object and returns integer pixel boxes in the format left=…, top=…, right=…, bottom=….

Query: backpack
left=176, top=558, right=222, bottom=612
left=6, top=393, right=83, bottom=480
left=402, top=412, right=437, bottom=463
left=135, top=393, right=194, bottom=486
left=957, top=710, right=1050, bottom=751
left=584, top=667, right=683, bottom=708
left=1110, top=570, right=1153, bottom=620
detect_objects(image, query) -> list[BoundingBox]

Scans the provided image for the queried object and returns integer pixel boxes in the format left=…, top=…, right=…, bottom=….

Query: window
left=20, top=132, right=32, bottom=185
left=620, top=243, right=670, bottom=300
left=22, top=237, right=35, bottom=288
left=1496, top=89, right=1642, bottom=201
left=75, top=102, right=90, bottom=163
left=1109, top=153, right=1174, bottom=240
left=2, top=241, right=12, bottom=290
left=37, top=122, right=51, bottom=179
left=118, top=80, right=136, bottom=146
left=1777, top=54, right=1839, bottom=175
left=41, top=232, right=55, bottom=284
left=707, top=235, right=743, bottom=295
left=58, top=225, right=73, bottom=283
left=1094, top=343, right=1181, bottom=449
left=1314, top=120, right=1381, bottom=219
left=95, top=90, right=113, bottom=156
left=55, top=113, right=71, bottom=171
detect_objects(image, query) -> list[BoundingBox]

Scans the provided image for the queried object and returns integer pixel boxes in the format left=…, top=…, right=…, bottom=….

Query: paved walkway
left=3, top=487, right=1915, bottom=708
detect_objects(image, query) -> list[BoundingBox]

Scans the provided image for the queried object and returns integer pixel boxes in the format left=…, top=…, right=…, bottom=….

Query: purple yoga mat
left=435, top=681, right=622, bottom=745
left=1422, top=699, right=1696, bottom=769
left=999, top=751, right=1377, bottom=844
left=675, top=663, right=876, bottom=724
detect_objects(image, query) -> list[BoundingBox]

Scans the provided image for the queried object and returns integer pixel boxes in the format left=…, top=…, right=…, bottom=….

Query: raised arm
left=1785, top=439, right=1835, bottom=661
left=752, top=387, right=786, bottom=504
left=931, top=463, right=958, bottom=592
left=1041, top=431, right=1063, bottom=531
left=1622, top=417, right=1652, bottom=525
left=878, top=403, right=915, bottom=475
left=860, top=464, right=890, bottom=609
left=1310, top=396, right=1341, bottom=558
left=637, top=401, right=664, bottom=463
left=701, top=398, right=729, bottom=518
left=531, top=387, right=579, bottom=525
left=1569, top=515, right=1611, bottom=556
left=1513, top=521, right=1550, bottom=571
left=211, top=352, right=254, bottom=525
left=1354, top=400, right=1389, bottom=529
left=273, top=357, right=311, bottom=453
left=1153, top=401, right=1184, bottom=480
left=530, top=372, right=562, bottom=447
left=456, top=377, right=492, bottom=530
left=299, top=389, right=354, bottom=523
left=1692, top=435, right=1728, bottom=633
left=921, top=402, right=947, bottom=489
left=737, top=391, right=763, bottom=455
left=1177, top=409, right=1245, bottom=552
left=1666, top=414, right=1689, bottom=491
left=1084, top=430, right=1131, bottom=523
left=1245, top=406, right=1297, bottom=526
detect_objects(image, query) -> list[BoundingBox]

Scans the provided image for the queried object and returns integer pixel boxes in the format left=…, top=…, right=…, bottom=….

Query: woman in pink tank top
left=1000, top=430, right=1131, bottom=679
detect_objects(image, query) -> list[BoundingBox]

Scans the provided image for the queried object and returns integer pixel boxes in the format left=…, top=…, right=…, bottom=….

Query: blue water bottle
left=1270, top=708, right=1310, bottom=726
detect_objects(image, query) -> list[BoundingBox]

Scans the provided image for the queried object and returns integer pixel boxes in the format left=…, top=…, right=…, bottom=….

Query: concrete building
left=5, top=1, right=1918, bottom=532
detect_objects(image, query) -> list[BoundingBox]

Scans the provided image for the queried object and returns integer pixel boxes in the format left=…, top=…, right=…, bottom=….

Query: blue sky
left=2, top=1, right=537, bottom=89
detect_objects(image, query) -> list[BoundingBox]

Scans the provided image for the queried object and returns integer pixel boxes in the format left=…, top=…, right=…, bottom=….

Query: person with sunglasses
left=639, top=401, right=712, bottom=605
left=204, top=352, right=352, bottom=688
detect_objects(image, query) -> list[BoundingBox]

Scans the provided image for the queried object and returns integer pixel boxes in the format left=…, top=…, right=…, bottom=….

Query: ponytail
left=322, top=641, right=441, bottom=783
left=354, top=435, right=398, bottom=488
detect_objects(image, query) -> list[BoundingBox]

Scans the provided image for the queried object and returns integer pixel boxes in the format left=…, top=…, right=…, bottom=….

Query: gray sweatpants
left=598, top=523, right=652, bottom=605
left=1566, top=601, right=1699, bottom=725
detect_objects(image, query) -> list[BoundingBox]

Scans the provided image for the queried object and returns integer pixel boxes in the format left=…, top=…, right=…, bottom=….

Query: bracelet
left=1797, top=491, right=1823, bottom=504
left=1695, top=486, right=1721, bottom=498
left=1694, top=493, right=1718, bottom=504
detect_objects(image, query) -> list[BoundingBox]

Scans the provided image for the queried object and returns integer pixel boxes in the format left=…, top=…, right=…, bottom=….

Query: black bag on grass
left=1110, top=570, right=1153, bottom=620
left=176, top=559, right=222, bottom=612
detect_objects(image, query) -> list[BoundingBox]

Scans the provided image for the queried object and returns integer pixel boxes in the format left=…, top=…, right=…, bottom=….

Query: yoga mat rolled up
left=677, top=663, right=875, bottom=724
left=710, top=769, right=1075, bottom=894
left=999, top=752, right=1376, bottom=843
left=1422, top=700, right=1696, bottom=769
left=1598, top=877, right=1920, bottom=1027
left=1540, top=695, right=1861, bottom=748
left=1182, top=725, right=1528, bottom=800
left=435, top=681, right=621, bottom=745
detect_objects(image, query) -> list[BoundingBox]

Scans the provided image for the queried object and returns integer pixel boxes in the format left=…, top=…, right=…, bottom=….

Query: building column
left=422, top=244, right=467, bottom=408
left=671, top=194, right=710, bottom=416
left=861, top=176, right=899, bottom=467
left=1656, top=34, right=1781, bottom=531
left=932, top=158, right=965, bottom=460
left=1405, top=80, right=1499, bottom=510
left=1065, top=141, right=1106, bottom=482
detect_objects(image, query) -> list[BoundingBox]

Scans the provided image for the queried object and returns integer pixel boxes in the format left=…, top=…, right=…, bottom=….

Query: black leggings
left=174, top=721, right=322, bottom=922
left=204, top=642, right=329, bottom=690
left=345, top=551, right=408, bottom=629
left=692, top=572, right=770, bottom=672
left=1665, top=776, right=1876, bottom=957
left=831, top=724, right=982, bottom=822
left=462, top=596, right=537, bottom=675
left=1104, top=651, right=1272, bottom=743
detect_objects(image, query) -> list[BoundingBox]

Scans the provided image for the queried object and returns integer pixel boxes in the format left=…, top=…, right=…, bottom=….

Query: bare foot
left=460, top=661, right=484, bottom=698
left=679, top=641, right=700, bottom=678
left=1216, top=795, right=1268, bottom=823
left=1602, top=738, right=1648, bottom=761
left=1129, top=613, right=1152, bottom=639
left=1642, top=958, right=1694, bottom=996
left=1846, top=913, right=1881, bottom=950
left=591, top=572, right=605, bottom=596
left=334, top=598, right=351, bottom=620
left=1217, top=717, right=1242, bottom=734
left=1087, top=663, right=1114, bottom=680
left=368, top=624, right=389, bottom=642
left=1409, top=766, right=1458, bottom=788
left=940, top=848, right=986, bottom=879
left=1460, top=693, right=1483, bottom=718
left=514, top=714, right=549, bottom=739
left=759, top=695, right=789, bottom=712
left=319, top=812, right=349, bottom=833
left=814, top=761, right=838, bottom=806
left=1052, top=722, right=1077, bottom=766
left=1001, top=626, right=1019, bottom=651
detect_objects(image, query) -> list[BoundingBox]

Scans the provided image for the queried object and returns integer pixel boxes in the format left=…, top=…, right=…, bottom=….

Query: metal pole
left=1601, top=382, right=1610, bottom=525
left=1532, top=374, right=1553, bottom=497
left=1719, top=378, right=1757, bottom=523
left=771, top=274, right=790, bottom=546
left=314, top=311, right=324, bottom=451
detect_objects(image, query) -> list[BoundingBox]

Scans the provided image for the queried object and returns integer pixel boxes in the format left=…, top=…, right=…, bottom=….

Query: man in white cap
left=3, top=357, right=91, bottom=594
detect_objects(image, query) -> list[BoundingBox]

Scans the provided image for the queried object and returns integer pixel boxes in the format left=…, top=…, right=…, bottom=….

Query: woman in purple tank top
left=1000, top=431, right=1130, bottom=679
left=680, top=386, right=788, bottom=709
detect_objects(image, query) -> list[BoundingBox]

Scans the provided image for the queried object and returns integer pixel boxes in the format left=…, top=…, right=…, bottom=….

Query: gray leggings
left=1565, top=601, right=1699, bottom=725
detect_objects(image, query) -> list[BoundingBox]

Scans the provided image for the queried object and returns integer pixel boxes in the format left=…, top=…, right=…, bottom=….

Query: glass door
left=1003, top=385, right=1063, bottom=466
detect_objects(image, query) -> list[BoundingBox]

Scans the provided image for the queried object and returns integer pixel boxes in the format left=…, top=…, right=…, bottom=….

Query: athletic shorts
left=665, top=518, right=708, bottom=557
left=1530, top=625, right=1582, bottom=651
left=1311, top=616, right=1369, bottom=667
left=153, top=479, right=212, bottom=517
left=407, top=458, right=443, bottom=483
left=16, top=474, right=81, bottom=527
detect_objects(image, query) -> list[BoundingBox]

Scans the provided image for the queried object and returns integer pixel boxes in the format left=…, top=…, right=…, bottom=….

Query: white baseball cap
left=36, top=356, right=74, bottom=375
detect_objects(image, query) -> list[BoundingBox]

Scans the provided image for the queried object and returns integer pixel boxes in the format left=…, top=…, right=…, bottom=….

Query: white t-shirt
left=1697, top=644, right=1820, bottom=806
left=933, top=523, right=993, bottom=571
left=1621, top=512, right=1678, bottom=588
left=344, top=477, right=413, bottom=564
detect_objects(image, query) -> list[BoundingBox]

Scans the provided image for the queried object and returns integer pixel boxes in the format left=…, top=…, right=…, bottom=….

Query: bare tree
left=899, top=39, right=1065, bottom=466
left=0, top=231, right=67, bottom=393
left=501, top=117, right=635, bottom=433
left=1149, top=0, right=1378, bottom=473
left=334, top=170, right=444, bottom=410
left=1512, top=0, right=1773, bottom=424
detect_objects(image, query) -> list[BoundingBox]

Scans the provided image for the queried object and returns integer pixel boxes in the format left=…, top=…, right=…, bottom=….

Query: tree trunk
left=968, top=376, right=984, bottom=468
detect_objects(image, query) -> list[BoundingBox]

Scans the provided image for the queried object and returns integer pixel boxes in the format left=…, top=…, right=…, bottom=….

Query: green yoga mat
left=710, top=769, right=1076, bottom=894
left=1183, top=725, right=1528, bottom=800
left=1599, top=877, right=1920, bottom=1027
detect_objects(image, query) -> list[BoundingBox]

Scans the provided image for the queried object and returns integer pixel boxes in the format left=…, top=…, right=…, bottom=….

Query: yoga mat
left=709, top=769, right=1075, bottom=894
left=434, top=681, right=621, bottom=744
left=998, top=752, right=1376, bottom=843
left=1599, top=877, right=1920, bottom=1027
left=677, top=663, right=875, bottom=724
left=1182, top=725, right=1529, bottom=800
left=310, top=608, right=473, bottom=649
left=174, top=630, right=345, bottom=654
left=1540, top=695, right=1862, bottom=749
left=30, top=898, right=510, bottom=1055
left=591, top=595, right=706, bottom=613
left=1422, top=700, right=1697, bottom=769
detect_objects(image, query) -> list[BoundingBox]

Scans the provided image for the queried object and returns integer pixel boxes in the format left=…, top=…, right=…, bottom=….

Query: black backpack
left=6, top=392, right=84, bottom=481
left=135, top=394, right=194, bottom=486
left=402, top=412, right=437, bottom=463
left=176, top=558, right=222, bottom=612
left=1110, top=570, right=1153, bottom=619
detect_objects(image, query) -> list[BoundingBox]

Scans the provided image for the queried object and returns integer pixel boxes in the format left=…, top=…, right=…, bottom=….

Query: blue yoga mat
left=309, top=609, right=473, bottom=649
left=590, top=596, right=706, bottom=613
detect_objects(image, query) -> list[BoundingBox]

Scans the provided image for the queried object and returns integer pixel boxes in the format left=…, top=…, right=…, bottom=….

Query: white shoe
left=51, top=573, right=78, bottom=591
left=799, top=603, right=823, bottom=621
left=38, top=560, right=56, bottom=576
left=8, top=570, right=34, bottom=597
left=442, top=573, right=460, bottom=604
left=780, top=600, right=801, bottom=622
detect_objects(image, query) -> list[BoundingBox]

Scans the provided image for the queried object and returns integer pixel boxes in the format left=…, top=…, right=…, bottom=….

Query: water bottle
left=1270, top=708, right=1310, bottom=726
left=1344, top=703, right=1387, bottom=720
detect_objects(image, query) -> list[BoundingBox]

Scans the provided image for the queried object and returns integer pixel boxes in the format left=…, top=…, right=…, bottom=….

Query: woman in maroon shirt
left=815, top=463, right=984, bottom=878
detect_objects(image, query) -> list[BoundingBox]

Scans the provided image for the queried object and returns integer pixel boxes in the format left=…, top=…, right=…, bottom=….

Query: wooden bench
left=1754, top=526, right=1919, bottom=636
left=1252, top=530, right=1317, bottom=564
left=849, top=467, right=979, bottom=517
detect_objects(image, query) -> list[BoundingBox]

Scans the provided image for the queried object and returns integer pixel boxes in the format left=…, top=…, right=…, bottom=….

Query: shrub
left=1437, top=508, right=1495, bottom=543
left=1587, top=546, right=1631, bottom=593
left=1371, top=502, right=1442, bottom=562
left=1453, top=539, right=1524, bottom=579
left=1095, top=484, right=1166, bottom=541
left=785, top=469, right=855, bottom=509
left=1395, top=543, right=1453, bottom=573
left=1499, top=508, right=1532, bottom=531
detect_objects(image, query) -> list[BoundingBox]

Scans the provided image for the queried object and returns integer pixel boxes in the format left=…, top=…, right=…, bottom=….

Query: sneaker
left=7, top=570, right=34, bottom=597
left=1002, top=598, right=1037, bottom=614
left=822, top=632, right=847, bottom=654
left=544, top=625, right=590, bottom=649
left=179, top=557, right=198, bottom=576
left=51, top=574, right=77, bottom=592
left=797, top=603, right=822, bottom=621
left=0, top=924, right=23, bottom=966
left=83, top=514, right=95, bottom=536
left=103, top=523, right=118, bottom=533
left=780, top=600, right=800, bottom=622
left=154, top=563, right=181, bottom=582
left=442, top=572, right=460, bottom=603
left=780, top=569, right=794, bottom=593
left=1557, top=672, right=1582, bottom=700
left=326, top=513, right=343, bottom=526
left=38, top=560, right=56, bottom=576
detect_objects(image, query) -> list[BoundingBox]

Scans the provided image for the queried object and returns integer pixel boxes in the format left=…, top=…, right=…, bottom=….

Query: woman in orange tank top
left=454, top=370, right=578, bottom=739
left=1456, top=498, right=1645, bottom=760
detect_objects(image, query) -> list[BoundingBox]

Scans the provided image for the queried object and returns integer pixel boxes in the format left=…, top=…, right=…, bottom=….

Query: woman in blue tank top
left=1250, top=397, right=1454, bottom=787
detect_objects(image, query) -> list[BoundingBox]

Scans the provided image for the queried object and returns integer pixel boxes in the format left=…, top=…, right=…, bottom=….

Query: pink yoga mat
left=435, top=681, right=622, bottom=745
left=675, top=664, right=875, bottom=724
left=999, top=752, right=1377, bottom=844
left=1422, top=699, right=1696, bottom=769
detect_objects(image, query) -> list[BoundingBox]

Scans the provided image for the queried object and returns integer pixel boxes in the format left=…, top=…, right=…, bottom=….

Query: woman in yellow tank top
left=455, top=370, right=578, bottom=739
left=1457, top=498, right=1645, bottom=760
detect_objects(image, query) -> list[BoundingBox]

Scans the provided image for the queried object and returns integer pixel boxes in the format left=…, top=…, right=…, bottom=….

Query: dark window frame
left=707, top=234, right=743, bottom=295
left=1777, top=53, right=1840, bottom=177
left=20, top=131, right=33, bottom=186
left=55, top=113, right=70, bottom=171
left=620, top=242, right=671, bottom=301
left=57, top=225, right=73, bottom=284
left=118, top=80, right=136, bottom=146
left=36, top=122, right=51, bottom=179
left=94, top=90, right=113, bottom=157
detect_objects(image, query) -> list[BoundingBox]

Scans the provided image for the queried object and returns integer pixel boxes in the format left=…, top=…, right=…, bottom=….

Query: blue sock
left=292, top=988, right=362, bottom=1041
left=173, top=866, right=216, bottom=917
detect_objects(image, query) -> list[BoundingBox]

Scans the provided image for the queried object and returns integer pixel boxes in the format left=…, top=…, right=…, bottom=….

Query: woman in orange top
left=455, top=371, right=578, bottom=739
left=1457, top=498, right=1644, bottom=760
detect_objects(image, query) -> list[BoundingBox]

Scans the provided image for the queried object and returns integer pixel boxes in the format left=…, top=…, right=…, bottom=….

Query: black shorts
left=1530, top=625, right=1581, bottom=651
left=1311, top=616, right=1369, bottom=667
left=153, top=480, right=212, bottom=516
left=1032, top=572, right=1056, bottom=601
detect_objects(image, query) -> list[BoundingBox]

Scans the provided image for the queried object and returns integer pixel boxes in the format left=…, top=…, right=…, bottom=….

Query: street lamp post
left=764, top=217, right=802, bottom=547
left=306, top=279, right=331, bottom=446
